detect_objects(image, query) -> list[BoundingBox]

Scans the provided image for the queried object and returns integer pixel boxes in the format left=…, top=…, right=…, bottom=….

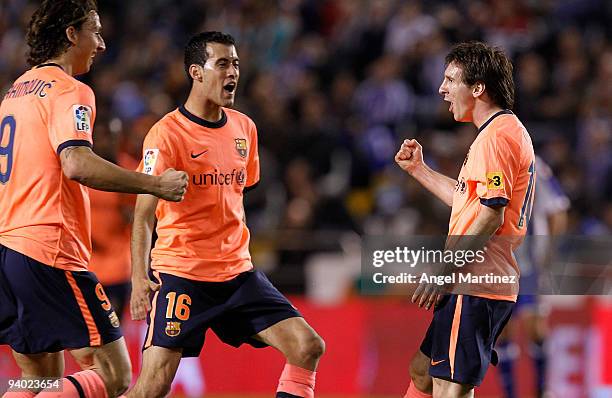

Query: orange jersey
left=449, top=110, right=535, bottom=301
left=89, top=154, right=137, bottom=285
left=88, top=190, right=132, bottom=285
left=139, top=106, right=259, bottom=281
left=0, top=65, right=96, bottom=271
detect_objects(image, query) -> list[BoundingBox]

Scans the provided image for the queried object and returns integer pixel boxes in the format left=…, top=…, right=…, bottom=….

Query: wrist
left=409, top=162, right=429, bottom=178
left=148, top=174, right=161, bottom=196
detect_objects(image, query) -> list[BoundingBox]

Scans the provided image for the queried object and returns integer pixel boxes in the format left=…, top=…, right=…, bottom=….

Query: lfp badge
left=72, top=105, right=91, bottom=133
left=143, top=149, right=159, bottom=175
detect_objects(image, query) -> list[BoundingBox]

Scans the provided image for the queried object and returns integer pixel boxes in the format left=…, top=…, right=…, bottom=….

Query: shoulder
left=478, top=114, right=526, bottom=149
left=54, top=74, right=94, bottom=96
left=224, top=107, right=256, bottom=130
left=143, top=110, right=182, bottom=147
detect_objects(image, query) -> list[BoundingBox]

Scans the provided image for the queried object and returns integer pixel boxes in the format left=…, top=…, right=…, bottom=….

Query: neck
left=184, top=93, right=223, bottom=123
left=44, top=55, right=74, bottom=76
left=472, top=102, right=504, bottom=130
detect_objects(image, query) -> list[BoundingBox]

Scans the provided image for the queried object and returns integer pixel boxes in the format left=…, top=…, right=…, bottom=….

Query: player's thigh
left=497, top=313, right=517, bottom=341
left=254, top=316, right=324, bottom=357
left=410, top=349, right=431, bottom=379
left=432, top=377, right=474, bottom=398
left=128, top=346, right=182, bottom=398
left=12, top=350, right=64, bottom=377
left=68, top=337, right=131, bottom=387
left=138, top=345, right=182, bottom=380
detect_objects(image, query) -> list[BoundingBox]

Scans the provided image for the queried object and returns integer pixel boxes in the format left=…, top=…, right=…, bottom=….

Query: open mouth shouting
left=223, top=81, right=237, bottom=95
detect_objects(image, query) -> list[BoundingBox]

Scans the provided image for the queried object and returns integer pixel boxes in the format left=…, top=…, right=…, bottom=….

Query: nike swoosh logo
left=431, top=359, right=446, bottom=366
left=191, top=150, right=208, bottom=159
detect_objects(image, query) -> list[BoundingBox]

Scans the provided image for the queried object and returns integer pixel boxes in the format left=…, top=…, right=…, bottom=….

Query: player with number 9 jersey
left=0, top=2, right=188, bottom=397
left=0, top=65, right=96, bottom=270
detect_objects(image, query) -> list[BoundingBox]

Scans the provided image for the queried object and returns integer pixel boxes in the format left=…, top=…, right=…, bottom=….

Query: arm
left=395, top=139, right=456, bottom=207
left=60, top=146, right=188, bottom=201
left=414, top=204, right=505, bottom=309
left=129, top=194, right=160, bottom=321
left=445, top=204, right=505, bottom=251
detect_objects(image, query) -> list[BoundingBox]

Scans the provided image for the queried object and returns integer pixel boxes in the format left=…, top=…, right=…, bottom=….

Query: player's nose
left=438, top=81, right=447, bottom=95
left=97, top=36, right=106, bottom=53
left=228, top=64, right=238, bottom=78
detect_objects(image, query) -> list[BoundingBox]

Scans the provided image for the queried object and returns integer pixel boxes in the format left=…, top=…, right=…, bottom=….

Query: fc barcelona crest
left=235, top=138, right=247, bottom=158
left=165, top=321, right=181, bottom=337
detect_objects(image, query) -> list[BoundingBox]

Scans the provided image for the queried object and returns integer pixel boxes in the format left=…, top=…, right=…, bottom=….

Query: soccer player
left=496, top=156, right=569, bottom=398
left=126, top=31, right=325, bottom=398
left=395, top=41, right=536, bottom=398
left=0, top=1, right=188, bottom=397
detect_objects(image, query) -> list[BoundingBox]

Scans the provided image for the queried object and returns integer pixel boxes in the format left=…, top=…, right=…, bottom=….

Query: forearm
left=411, top=164, right=456, bottom=207
left=62, top=147, right=159, bottom=194
left=130, top=214, right=155, bottom=281
left=446, top=205, right=504, bottom=252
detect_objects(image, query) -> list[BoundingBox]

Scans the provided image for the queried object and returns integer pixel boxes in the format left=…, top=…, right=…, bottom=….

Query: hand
left=157, top=168, right=188, bottom=202
left=395, top=139, right=424, bottom=175
left=130, top=277, right=160, bottom=321
left=411, top=282, right=443, bottom=311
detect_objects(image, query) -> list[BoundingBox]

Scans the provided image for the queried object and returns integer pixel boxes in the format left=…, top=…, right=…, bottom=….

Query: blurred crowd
left=1, top=0, right=610, bottom=291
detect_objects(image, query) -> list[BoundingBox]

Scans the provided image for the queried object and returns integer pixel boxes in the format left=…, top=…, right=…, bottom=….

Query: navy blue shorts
left=144, top=270, right=301, bottom=357
left=0, top=245, right=123, bottom=354
left=420, top=294, right=514, bottom=386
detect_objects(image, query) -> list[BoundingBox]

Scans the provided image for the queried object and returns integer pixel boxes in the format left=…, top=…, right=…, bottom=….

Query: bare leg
left=68, top=337, right=132, bottom=398
left=409, top=350, right=433, bottom=395
left=8, top=351, right=64, bottom=394
left=125, top=346, right=182, bottom=398
left=432, top=377, right=474, bottom=398
left=254, top=317, right=325, bottom=370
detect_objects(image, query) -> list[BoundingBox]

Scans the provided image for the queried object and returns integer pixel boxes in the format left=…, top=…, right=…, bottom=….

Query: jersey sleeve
left=468, top=132, right=517, bottom=208
left=49, top=83, right=96, bottom=154
left=137, top=126, right=175, bottom=176
left=245, top=120, right=260, bottom=188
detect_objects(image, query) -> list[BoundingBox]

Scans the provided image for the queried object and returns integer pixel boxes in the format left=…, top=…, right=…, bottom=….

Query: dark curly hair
left=26, top=0, right=98, bottom=66
left=445, top=41, right=515, bottom=110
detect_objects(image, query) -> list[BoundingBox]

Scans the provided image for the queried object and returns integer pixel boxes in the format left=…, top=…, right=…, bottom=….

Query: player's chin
left=82, top=60, right=94, bottom=73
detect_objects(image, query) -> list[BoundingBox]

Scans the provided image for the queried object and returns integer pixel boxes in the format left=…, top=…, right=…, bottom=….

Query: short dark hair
left=445, top=41, right=515, bottom=110
left=184, top=31, right=236, bottom=83
left=26, top=0, right=98, bottom=66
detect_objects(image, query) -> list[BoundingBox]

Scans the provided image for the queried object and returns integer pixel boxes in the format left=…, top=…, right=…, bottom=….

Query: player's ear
left=189, top=64, right=204, bottom=83
left=65, top=26, right=79, bottom=46
left=472, top=82, right=485, bottom=98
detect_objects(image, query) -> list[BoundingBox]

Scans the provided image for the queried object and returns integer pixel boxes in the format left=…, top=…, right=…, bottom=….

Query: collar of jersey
left=35, top=63, right=64, bottom=71
left=179, top=105, right=227, bottom=129
left=477, top=109, right=513, bottom=133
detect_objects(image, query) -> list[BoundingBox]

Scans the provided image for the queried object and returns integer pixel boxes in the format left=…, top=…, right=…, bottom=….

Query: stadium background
left=1, top=0, right=611, bottom=397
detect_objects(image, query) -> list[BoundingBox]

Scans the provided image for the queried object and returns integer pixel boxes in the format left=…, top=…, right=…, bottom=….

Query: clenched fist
left=156, top=168, right=189, bottom=202
left=395, top=139, right=424, bottom=175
